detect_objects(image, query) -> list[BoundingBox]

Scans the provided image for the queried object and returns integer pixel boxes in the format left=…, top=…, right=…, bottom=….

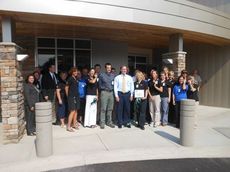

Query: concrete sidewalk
left=0, top=105, right=230, bottom=171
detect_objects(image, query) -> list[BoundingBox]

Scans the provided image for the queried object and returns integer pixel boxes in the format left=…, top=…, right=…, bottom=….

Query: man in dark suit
left=41, top=64, right=58, bottom=124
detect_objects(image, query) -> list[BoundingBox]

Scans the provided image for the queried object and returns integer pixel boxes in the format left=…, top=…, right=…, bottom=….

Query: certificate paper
left=134, top=90, right=145, bottom=98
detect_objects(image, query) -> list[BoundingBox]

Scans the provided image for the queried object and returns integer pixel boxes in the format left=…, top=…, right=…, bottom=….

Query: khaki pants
left=100, top=91, right=114, bottom=126
left=149, top=95, right=161, bottom=125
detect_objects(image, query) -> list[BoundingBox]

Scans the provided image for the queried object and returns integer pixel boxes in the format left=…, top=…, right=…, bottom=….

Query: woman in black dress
left=56, top=71, right=68, bottom=128
left=24, top=74, right=40, bottom=136
left=65, top=67, right=80, bottom=132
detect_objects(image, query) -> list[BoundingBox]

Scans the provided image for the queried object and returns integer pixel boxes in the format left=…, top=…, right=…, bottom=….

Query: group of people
left=24, top=62, right=201, bottom=135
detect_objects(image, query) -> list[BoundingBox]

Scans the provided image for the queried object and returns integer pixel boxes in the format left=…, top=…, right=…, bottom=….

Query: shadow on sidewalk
left=50, top=158, right=230, bottom=172
left=154, top=131, right=179, bottom=144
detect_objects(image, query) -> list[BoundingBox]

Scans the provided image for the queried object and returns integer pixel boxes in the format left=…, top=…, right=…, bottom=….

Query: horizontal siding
left=185, top=44, right=230, bottom=108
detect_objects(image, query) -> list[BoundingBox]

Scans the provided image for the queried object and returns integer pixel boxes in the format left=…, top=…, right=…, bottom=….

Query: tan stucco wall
left=186, top=44, right=230, bottom=108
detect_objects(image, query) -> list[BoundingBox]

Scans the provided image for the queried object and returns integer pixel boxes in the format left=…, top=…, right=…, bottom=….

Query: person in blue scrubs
left=173, top=75, right=188, bottom=128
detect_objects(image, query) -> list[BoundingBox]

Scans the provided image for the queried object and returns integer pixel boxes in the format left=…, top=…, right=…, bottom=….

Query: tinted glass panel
left=57, top=39, right=73, bottom=48
left=37, top=49, right=55, bottom=71
left=136, top=56, right=146, bottom=63
left=57, top=50, right=74, bottom=73
left=128, top=56, right=135, bottom=62
left=75, top=40, right=91, bottom=49
left=37, top=38, right=55, bottom=48
left=75, top=50, right=91, bottom=69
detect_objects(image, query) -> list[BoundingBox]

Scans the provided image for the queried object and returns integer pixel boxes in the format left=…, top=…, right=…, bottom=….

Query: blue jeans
left=116, top=92, right=131, bottom=125
left=161, top=97, right=169, bottom=124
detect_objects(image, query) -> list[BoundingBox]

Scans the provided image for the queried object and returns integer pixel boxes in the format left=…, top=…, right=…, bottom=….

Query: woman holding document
left=134, top=71, right=148, bottom=130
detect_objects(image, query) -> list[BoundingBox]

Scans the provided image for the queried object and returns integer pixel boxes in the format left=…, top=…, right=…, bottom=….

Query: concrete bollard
left=180, top=99, right=195, bottom=146
left=35, top=102, right=53, bottom=157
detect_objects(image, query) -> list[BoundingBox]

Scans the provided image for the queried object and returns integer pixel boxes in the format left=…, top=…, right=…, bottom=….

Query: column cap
left=0, top=42, right=16, bottom=46
left=162, top=51, right=187, bottom=57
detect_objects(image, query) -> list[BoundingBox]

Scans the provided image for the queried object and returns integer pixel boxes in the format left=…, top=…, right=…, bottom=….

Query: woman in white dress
left=84, top=68, right=99, bottom=128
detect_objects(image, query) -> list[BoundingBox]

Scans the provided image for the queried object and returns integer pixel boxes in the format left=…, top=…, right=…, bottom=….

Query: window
left=36, top=38, right=91, bottom=73
left=37, top=38, right=55, bottom=48
left=75, top=50, right=91, bottom=69
left=37, top=49, right=55, bottom=68
left=75, top=40, right=91, bottom=49
left=57, top=39, right=73, bottom=48
left=57, top=49, right=74, bottom=72
left=128, top=55, right=148, bottom=75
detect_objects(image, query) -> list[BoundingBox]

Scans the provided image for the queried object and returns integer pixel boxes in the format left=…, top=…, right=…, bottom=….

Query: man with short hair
left=41, top=64, right=58, bottom=124
left=99, top=63, right=116, bottom=129
left=114, top=65, right=134, bottom=128
left=94, top=64, right=101, bottom=76
left=82, top=67, right=89, bottom=81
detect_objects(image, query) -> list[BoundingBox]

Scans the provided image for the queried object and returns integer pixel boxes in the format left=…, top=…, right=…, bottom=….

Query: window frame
left=35, top=37, right=92, bottom=72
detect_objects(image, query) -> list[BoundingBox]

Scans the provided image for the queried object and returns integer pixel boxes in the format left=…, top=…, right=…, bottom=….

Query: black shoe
left=118, top=125, right=122, bottom=129
left=162, top=123, right=167, bottom=127
left=107, top=123, right=115, bottom=128
left=140, top=126, right=145, bottom=130
left=52, top=121, right=59, bottom=125
left=100, top=125, right=105, bottom=129
left=125, top=124, right=131, bottom=128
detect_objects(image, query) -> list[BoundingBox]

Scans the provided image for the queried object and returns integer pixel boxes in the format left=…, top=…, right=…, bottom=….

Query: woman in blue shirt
left=173, top=75, right=188, bottom=128
left=77, top=71, right=87, bottom=125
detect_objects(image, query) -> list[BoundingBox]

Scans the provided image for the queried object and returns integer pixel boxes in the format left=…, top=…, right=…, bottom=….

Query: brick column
left=162, top=51, right=187, bottom=78
left=0, top=43, right=25, bottom=144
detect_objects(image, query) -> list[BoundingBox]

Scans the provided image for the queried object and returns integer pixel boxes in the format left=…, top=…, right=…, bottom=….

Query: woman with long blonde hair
left=134, top=71, right=148, bottom=130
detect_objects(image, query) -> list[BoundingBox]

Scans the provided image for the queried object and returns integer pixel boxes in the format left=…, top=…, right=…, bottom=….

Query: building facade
left=0, top=0, right=230, bottom=143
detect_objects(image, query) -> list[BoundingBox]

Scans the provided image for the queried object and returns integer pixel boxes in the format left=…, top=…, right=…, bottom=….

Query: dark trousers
left=116, top=92, right=131, bottom=125
left=145, top=101, right=151, bottom=124
left=168, top=101, right=175, bottom=124
left=174, top=101, right=181, bottom=128
left=79, top=98, right=86, bottom=121
left=25, top=106, right=36, bottom=134
left=136, top=99, right=147, bottom=127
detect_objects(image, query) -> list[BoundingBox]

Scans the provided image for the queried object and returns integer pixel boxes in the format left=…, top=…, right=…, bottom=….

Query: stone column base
left=162, top=51, right=187, bottom=78
left=0, top=42, right=25, bottom=144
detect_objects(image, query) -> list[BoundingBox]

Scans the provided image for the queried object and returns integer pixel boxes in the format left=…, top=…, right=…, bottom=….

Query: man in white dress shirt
left=114, top=65, right=134, bottom=128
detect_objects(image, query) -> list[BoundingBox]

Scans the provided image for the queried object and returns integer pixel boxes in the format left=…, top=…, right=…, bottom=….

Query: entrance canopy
left=0, top=12, right=230, bottom=49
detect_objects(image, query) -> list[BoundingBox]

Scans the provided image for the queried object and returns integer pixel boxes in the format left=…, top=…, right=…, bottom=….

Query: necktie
left=122, top=75, right=126, bottom=93
left=52, top=73, right=56, bottom=84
